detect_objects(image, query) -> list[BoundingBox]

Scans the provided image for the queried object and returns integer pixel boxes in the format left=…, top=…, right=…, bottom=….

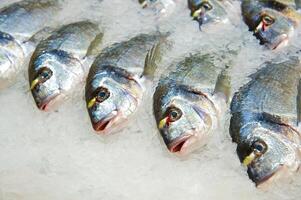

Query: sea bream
left=153, top=53, right=231, bottom=155
left=241, top=0, right=301, bottom=49
left=187, top=0, right=229, bottom=29
left=86, top=33, right=167, bottom=134
left=0, top=0, right=62, bottom=89
left=29, top=21, right=103, bottom=111
left=230, top=57, right=301, bottom=186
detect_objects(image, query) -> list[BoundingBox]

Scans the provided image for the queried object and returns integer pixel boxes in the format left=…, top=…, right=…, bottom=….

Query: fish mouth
left=92, top=111, right=119, bottom=133
left=269, top=34, right=289, bottom=50
left=167, top=135, right=198, bottom=155
left=36, top=93, right=60, bottom=111
left=248, top=165, right=284, bottom=186
left=256, top=32, right=289, bottom=49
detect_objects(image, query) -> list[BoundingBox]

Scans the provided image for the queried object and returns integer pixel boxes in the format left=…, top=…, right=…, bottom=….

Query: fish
left=230, top=57, right=301, bottom=186
left=0, top=0, right=63, bottom=89
left=29, top=21, right=104, bottom=111
left=138, top=0, right=176, bottom=17
left=187, top=0, right=229, bottom=29
left=241, top=0, right=301, bottom=49
left=153, top=53, right=231, bottom=155
left=85, top=33, right=167, bottom=134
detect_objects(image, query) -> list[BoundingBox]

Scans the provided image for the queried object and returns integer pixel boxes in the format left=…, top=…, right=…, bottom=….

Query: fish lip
left=269, top=34, right=289, bottom=50
left=92, top=111, right=119, bottom=134
left=248, top=165, right=283, bottom=186
left=167, top=134, right=194, bottom=154
left=36, top=93, right=60, bottom=111
left=256, top=32, right=288, bottom=49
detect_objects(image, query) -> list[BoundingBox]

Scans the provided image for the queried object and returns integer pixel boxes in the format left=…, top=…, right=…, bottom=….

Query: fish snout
left=92, top=110, right=120, bottom=134
left=166, top=133, right=202, bottom=155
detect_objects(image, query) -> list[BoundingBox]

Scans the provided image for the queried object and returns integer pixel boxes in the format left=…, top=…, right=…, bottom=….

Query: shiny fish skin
left=29, top=21, right=103, bottom=111
left=188, top=0, right=229, bottom=29
left=153, top=53, right=230, bottom=155
left=241, top=0, right=301, bottom=49
left=86, top=33, right=165, bottom=134
left=230, top=57, right=301, bottom=185
left=0, top=0, right=62, bottom=89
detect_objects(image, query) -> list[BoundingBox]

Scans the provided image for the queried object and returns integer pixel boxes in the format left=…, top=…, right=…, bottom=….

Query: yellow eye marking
left=159, top=117, right=168, bottom=129
left=30, top=78, right=39, bottom=90
left=87, top=97, right=97, bottom=109
left=243, top=152, right=256, bottom=167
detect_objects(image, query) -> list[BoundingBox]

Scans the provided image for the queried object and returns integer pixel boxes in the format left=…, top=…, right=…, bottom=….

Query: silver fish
left=241, top=0, right=301, bottom=49
left=86, top=33, right=167, bottom=134
left=0, top=0, right=62, bottom=89
left=230, top=57, right=301, bottom=186
left=153, top=53, right=230, bottom=155
left=29, top=21, right=103, bottom=111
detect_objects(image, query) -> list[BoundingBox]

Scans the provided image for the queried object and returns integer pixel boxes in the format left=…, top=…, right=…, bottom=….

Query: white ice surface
left=0, top=0, right=301, bottom=200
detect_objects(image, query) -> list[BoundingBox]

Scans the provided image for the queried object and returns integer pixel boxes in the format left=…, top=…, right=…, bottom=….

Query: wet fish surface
left=241, top=0, right=301, bottom=49
left=29, top=21, right=103, bottom=111
left=187, top=0, right=230, bottom=29
left=153, top=53, right=231, bottom=155
left=86, top=33, right=167, bottom=134
left=230, top=57, right=301, bottom=186
left=0, top=0, right=63, bottom=89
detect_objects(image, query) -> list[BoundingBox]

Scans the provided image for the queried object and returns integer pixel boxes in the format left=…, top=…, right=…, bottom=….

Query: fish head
left=29, top=50, right=83, bottom=111
left=237, top=124, right=300, bottom=186
left=188, top=0, right=228, bottom=28
left=242, top=1, right=295, bottom=49
left=86, top=66, right=143, bottom=134
left=253, top=9, right=294, bottom=49
left=154, top=85, right=215, bottom=155
left=0, top=32, right=23, bottom=88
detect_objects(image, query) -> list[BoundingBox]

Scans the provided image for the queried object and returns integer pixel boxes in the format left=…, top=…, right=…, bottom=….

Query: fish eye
left=96, top=87, right=110, bottom=103
left=252, top=140, right=267, bottom=156
left=201, top=1, right=213, bottom=11
left=38, top=67, right=53, bottom=83
left=262, top=14, right=275, bottom=26
left=167, top=107, right=182, bottom=122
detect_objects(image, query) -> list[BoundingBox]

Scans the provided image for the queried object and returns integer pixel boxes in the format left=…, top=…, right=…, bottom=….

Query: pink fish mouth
left=269, top=34, right=289, bottom=50
left=168, top=135, right=197, bottom=154
left=37, top=93, right=60, bottom=111
left=92, top=111, right=119, bottom=133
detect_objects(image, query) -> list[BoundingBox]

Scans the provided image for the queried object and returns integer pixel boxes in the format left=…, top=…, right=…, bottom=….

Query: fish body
left=29, top=21, right=103, bottom=111
left=230, top=57, right=301, bottom=185
left=0, top=0, right=62, bottom=88
left=241, top=0, right=301, bottom=49
left=153, top=53, right=230, bottom=155
left=187, top=0, right=229, bottom=29
left=86, top=33, right=165, bottom=133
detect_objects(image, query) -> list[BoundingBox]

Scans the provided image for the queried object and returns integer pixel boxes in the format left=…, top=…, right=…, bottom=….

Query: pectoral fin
left=141, top=41, right=162, bottom=79
left=214, top=67, right=231, bottom=103
left=86, top=33, right=104, bottom=57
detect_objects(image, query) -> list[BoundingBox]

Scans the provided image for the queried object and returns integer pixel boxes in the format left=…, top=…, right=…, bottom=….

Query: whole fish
left=29, top=21, right=103, bottom=111
left=188, top=0, right=229, bottom=29
left=230, top=57, right=301, bottom=186
left=86, top=33, right=167, bottom=134
left=153, top=53, right=230, bottom=155
left=241, top=0, right=301, bottom=49
left=0, top=0, right=62, bottom=89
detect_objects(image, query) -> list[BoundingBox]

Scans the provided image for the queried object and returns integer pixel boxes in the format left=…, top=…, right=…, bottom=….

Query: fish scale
left=230, top=57, right=301, bottom=185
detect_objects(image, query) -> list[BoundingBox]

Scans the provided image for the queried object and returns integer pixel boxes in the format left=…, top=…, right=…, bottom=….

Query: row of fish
left=0, top=0, right=301, bottom=187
